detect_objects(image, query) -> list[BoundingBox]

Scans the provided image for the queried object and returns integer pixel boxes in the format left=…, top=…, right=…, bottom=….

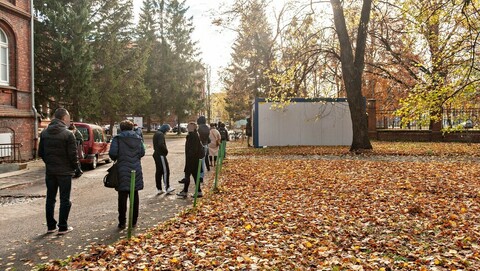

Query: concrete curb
left=0, top=168, right=30, bottom=179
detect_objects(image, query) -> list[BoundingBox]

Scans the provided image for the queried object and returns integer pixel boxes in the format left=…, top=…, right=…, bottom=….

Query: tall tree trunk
left=330, top=0, right=373, bottom=151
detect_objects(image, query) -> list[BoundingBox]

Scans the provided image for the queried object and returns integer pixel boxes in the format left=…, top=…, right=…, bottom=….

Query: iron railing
left=376, top=108, right=479, bottom=130
left=0, top=143, right=22, bottom=163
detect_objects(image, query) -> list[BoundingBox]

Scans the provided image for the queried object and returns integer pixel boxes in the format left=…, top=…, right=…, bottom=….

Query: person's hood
left=159, top=124, right=170, bottom=133
left=117, top=130, right=142, bottom=147
left=197, top=116, right=206, bottom=125
left=45, top=118, right=68, bottom=135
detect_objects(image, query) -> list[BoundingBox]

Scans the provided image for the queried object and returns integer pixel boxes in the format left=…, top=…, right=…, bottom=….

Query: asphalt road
left=0, top=136, right=202, bottom=270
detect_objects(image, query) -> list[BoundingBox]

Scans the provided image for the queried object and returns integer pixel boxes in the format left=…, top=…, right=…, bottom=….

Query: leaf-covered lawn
left=42, top=142, right=480, bottom=270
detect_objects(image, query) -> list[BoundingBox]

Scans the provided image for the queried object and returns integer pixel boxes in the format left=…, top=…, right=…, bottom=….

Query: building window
left=0, top=29, right=8, bottom=85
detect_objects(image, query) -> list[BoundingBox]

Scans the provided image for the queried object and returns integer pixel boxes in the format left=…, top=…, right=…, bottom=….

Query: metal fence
left=376, top=108, right=479, bottom=130
left=0, top=143, right=22, bottom=163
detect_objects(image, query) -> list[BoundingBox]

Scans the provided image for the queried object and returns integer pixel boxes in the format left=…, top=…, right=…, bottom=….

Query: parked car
left=73, top=122, right=111, bottom=169
left=172, top=123, right=187, bottom=133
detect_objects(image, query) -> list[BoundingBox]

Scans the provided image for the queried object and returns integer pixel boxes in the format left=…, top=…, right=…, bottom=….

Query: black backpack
left=219, top=128, right=228, bottom=141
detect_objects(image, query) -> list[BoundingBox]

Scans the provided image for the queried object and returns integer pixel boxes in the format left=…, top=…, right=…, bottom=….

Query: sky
left=133, top=0, right=237, bottom=92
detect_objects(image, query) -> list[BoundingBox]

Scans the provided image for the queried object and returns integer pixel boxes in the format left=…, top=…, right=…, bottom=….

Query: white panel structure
left=253, top=98, right=353, bottom=147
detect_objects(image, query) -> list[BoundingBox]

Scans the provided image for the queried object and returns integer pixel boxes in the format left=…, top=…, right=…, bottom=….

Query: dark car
left=73, top=122, right=111, bottom=169
left=172, top=125, right=187, bottom=133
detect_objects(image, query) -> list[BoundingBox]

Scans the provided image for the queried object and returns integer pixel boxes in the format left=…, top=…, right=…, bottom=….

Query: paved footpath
left=0, top=137, right=212, bottom=270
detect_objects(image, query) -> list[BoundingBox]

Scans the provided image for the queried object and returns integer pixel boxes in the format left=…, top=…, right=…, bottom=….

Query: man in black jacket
left=38, top=108, right=80, bottom=235
left=153, top=124, right=175, bottom=195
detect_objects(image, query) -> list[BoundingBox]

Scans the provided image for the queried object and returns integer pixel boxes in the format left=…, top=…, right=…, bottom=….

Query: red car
left=73, top=122, right=111, bottom=169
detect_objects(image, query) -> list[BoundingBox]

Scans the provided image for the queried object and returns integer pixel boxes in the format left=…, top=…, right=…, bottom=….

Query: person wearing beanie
left=177, top=122, right=205, bottom=198
left=153, top=124, right=175, bottom=195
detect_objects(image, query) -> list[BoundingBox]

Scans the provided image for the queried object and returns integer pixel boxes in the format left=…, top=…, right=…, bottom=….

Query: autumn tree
left=330, top=0, right=373, bottom=151
left=393, top=0, right=480, bottom=130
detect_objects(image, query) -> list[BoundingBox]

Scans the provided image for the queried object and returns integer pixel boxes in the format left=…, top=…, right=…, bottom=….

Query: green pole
left=218, top=141, right=226, bottom=173
left=213, top=141, right=224, bottom=191
left=127, top=170, right=136, bottom=239
left=193, top=159, right=202, bottom=207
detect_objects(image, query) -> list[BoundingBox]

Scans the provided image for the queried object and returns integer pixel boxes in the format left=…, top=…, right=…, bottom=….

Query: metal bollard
left=127, top=170, right=136, bottom=239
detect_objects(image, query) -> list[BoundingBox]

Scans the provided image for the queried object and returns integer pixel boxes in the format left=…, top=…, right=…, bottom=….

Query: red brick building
left=0, top=0, right=36, bottom=162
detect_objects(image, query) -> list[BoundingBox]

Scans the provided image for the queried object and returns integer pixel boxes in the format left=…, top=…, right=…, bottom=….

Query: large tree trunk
left=330, top=0, right=373, bottom=151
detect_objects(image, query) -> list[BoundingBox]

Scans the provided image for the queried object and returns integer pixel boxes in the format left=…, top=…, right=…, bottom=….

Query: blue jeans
left=201, top=144, right=208, bottom=178
left=45, top=174, right=72, bottom=231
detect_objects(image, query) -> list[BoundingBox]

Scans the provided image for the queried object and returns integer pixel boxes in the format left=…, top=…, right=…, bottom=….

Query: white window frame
left=0, top=28, right=9, bottom=85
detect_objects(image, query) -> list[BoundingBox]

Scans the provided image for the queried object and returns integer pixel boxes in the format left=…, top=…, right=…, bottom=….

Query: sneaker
left=57, top=226, right=73, bottom=235
left=176, top=191, right=187, bottom=197
left=178, top=178, right=186, bottom=184
left=46, top=228, right=57, bottom=234
left=166, top=187, right=175, bottom=194
left=118, top=223, right=126, bottom=229
left=157, top=189, right=165, bottom=195
left=199, top=178, right=204, bottom=183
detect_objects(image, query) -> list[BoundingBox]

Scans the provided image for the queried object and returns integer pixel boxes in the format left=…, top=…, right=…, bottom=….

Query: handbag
left=103, top=137, right=120, bottom=188
left=103, top=161, right=119, bottom=188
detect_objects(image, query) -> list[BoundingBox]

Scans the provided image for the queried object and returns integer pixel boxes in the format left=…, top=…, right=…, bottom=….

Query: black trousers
left=118, top=190, right=139, bottom=226
left=182, top=169, right=202, bottom=193
left=154, top=155, right=170, bottom=190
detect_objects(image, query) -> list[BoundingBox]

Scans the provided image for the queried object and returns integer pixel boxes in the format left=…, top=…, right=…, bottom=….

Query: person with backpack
left=197, top=116, right=210, bottom=172
left=217, top=121, right=229, bottom=158
left=177, top=122, right=205, bottom=198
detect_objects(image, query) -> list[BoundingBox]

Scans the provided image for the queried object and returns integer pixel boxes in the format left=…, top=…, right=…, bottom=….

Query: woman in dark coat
left=109, top=120, right=145, bottom=229
left=177, top=122, right=204, bottom=198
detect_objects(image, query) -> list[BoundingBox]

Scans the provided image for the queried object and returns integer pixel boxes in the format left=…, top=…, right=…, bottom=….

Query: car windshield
left=77, top=127, right=89, bottom=141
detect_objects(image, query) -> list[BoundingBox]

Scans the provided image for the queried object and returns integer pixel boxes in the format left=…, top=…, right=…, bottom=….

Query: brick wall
left=0, top=0, right=35, bottom=161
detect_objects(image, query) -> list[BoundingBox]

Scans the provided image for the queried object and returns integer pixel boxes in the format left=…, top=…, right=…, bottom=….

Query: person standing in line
left=197, top=116, right=210, bottom=172
left=38, top=108, right=81, bottom=235
left=217, top=122, right=229, bottom=158
left=208, top=123, right=221, bottom=167
left=153, top=124, right=175, bottom=195
left=177, top=122, right=205, bottom=198
left=109, top=120, right=145, bottom=229
left=68, top=124, right=84, bottom=175
left=178, top=117, right=208, bottom=185
left=133, top=123, right=144, bottom=141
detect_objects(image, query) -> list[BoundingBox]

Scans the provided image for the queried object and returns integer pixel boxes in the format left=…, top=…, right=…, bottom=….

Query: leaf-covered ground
left=41, top=142, right=480, bottom=270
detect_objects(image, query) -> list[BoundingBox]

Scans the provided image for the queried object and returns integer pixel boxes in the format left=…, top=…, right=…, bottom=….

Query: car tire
left=90, top=156, right=98, bottom=169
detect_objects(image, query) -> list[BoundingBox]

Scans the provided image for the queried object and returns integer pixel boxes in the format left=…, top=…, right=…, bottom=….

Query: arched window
left=0, top=29, right=9, bottom=85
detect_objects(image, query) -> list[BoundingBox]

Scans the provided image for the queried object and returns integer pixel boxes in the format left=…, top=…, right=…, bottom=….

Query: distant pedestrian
left=197, top=116, right=210, bottom=172
left=133, top=123, right=143, bottom=141
left=177, top=122, right=205, bottom=198
left=218, top=122, right=229, bottom=158
left=68, top=123, right=85, bottom=162
left=208, top=123, right=221, bottom=167
left=153, top=124, right=175, bottom=195
left=109, top=120, right=145, bottom=229
left=245, top=117, right=252, bottom=147
left=38, top=108, right=81, bottom=235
